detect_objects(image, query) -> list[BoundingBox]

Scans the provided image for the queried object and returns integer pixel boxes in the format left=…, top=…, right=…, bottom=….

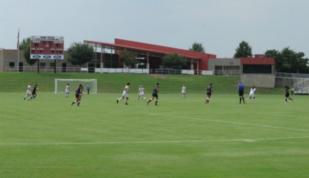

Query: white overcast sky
left=0, top=0, right=308, bottom=57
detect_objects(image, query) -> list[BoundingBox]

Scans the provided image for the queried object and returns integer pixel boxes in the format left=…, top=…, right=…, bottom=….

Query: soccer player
left=117, top=82, right=130, bottom=105
left=65, top=83, right=70, bottom=97
left=285, top=85, right=293, bottom=102
left=30, top=84, right=38, bottom=100
left=147, top=83, right=160, bottom=106
left=205, top=83, right=213, bottom=104
left=181, top=85, right=187, bottom=98
left=71, top=84, right=84, bottom=106
left=249, top=86, right=256, bottom=100
left=138, top=85, right=146, bottom=100
left=238, top=82, right=245, bottom=104
left=24, top=84, right=32, bottom=100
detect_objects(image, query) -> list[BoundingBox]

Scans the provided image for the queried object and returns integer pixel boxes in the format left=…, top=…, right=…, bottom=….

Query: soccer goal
left=293, top=78, right=309, bottom=95
left=54, top=79, right=98, bottom=94
left=276, top=77, right=309, bottom=95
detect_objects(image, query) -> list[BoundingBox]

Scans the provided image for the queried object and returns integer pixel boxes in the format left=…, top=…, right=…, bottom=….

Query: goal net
left=54, top=79, right=98, bottom=94
left=276, top=77, right=309, bottom=95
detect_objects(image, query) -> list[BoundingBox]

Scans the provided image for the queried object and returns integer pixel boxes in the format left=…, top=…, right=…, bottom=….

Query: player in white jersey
left=117, top=82, right=130, bottom=105
left=138, top=85, right=146, bottom=100
left=65, top=83, right=70, bottom=97
left=24, top=84, right=32, bottom=100
left=249, top=86, right=256, bottom=100
left=181, top=85, right=187, bottom=98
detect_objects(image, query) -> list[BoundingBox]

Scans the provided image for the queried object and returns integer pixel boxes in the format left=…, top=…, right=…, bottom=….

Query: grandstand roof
left=84, top=38, right=216, bottom=60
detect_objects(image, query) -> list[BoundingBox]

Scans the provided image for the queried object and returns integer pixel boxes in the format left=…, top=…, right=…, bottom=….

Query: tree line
left=20, top=38, right=309, bottom=73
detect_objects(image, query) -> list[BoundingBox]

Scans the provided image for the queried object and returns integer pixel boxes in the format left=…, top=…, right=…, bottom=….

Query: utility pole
left=17, top=29, right=20, bottom=72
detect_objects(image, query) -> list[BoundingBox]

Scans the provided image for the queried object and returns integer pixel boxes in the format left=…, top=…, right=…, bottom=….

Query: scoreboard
left=30, top=36, right=64, bottom=60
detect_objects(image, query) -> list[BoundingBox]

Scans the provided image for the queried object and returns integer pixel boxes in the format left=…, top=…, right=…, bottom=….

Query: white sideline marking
left=185, top=117, right=309, bottom=133
left=1, top=136, right=309, bottom=147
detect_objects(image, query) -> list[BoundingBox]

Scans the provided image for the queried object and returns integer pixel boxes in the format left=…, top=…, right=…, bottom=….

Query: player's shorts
left=239, top=90, right=244, bottom=96
left=26, top=90, right=32, bottom=95
left=75, top=94, right=81, bottom=99
left=139, top=92, right=145, bottom=96
left=122, top=91, right=129, bottom=98
left=207, top=92, right=212, bottom=98
left=152, top=93, right=158, bottom=99
left=285, top=93, right=290, bottom=98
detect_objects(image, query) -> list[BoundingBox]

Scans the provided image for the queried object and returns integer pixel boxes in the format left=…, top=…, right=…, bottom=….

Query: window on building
left=215, top=65, right=240, bottom=75
left=40, top=62, right=46, bottom=67
left=9, top=62, right=15, bottom=68
left=243, top=65, right=272, bottom=74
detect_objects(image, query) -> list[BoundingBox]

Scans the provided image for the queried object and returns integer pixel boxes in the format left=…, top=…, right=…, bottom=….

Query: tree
left=190, top=43, right=205, bottom=53
left=162, top=53, right=187, bottom=69
left=67, top=43, right=95, bottom=66
left=19, top=38, right=36, bottom=65
left=265, top=48, right=309, bottom=73
left=119, top=49, right=137, bottom=68
left=234, top=41, right=252, bottom=58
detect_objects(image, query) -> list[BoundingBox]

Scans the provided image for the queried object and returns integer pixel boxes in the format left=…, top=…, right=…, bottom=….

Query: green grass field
left=0, top=73, right=308, bottom=178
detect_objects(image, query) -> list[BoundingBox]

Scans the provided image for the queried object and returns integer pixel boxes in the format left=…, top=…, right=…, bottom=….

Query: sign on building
left=30, top=36, right=64, bottom=60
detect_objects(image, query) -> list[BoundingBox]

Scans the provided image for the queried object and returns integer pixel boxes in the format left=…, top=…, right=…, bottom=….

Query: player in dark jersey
left=285, top=86, right=293, bottom=102
left=147, top=83, right=160, bottom=106
left=238, top=82, right=245, bottom=104
left=30, top=84, right=38, bottom=100
left=205, top=83, right=213, bottom=104
left=72, top=84, right=84, bottom=106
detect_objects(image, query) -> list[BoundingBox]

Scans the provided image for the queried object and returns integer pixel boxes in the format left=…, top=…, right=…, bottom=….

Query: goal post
left=54, top=79, right=98, bottom=94
left=276, top=76, right=309, bottom=95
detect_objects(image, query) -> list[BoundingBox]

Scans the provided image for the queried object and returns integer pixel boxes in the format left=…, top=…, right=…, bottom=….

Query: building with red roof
left=84, top=38, right=216, bottom=73
left=208, top=55, right=276, bottom=88
left=208, top=55, right=275, bottom=75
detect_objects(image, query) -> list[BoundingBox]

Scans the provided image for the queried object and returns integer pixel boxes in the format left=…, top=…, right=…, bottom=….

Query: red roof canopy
left=115, top=38, right=216, bottom=59
left=241, top=57, right=275, bottom=65
left=84, top=39, right=216, bottom=60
